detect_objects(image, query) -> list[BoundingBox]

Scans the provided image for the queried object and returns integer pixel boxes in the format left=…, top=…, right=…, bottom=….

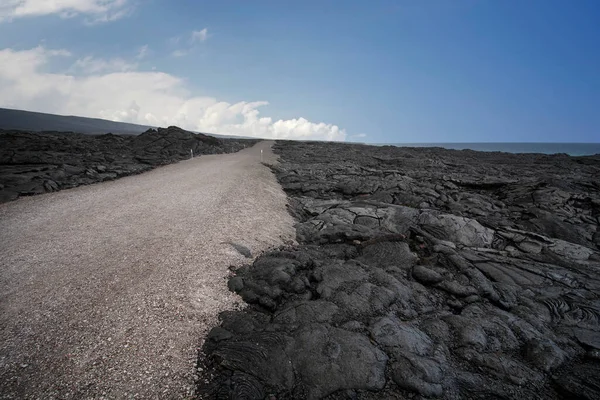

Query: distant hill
left=0, top=108, right=153, bottom=135
left=0, top=108, right=250, bottom=139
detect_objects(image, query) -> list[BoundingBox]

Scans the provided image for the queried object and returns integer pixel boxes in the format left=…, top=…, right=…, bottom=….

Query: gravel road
left=0, top=142, right=295, bottom=399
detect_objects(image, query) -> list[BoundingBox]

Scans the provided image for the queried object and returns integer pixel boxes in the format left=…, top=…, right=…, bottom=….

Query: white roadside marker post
left=190, top=149, right=193, bottom=159
left=261, top=149, right=263, bottom=163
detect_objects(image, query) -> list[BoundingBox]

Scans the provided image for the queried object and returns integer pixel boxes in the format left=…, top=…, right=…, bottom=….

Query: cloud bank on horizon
left=0, top=1, right=347, bottom=141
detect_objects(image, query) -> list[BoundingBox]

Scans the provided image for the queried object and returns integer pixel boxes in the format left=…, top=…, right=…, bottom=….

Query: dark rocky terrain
left=200, top=142, right=600, bottom=399
left=0, top=127, right=259, bottom=202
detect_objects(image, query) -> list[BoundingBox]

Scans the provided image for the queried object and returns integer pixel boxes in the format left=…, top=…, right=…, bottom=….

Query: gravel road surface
left=0, top=142, right=295, bottom=399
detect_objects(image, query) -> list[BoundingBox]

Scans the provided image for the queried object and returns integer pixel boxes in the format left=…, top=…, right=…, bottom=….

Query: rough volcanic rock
left=200, top=141, right=600, bottom=399
left=0, top=127, right=258, bottom=202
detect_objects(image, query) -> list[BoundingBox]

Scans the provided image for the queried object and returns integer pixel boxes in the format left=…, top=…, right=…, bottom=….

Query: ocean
left=381, top=143, right=600, bottom=156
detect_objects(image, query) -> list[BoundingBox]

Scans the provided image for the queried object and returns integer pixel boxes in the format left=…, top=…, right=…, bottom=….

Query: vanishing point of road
left=0, top=142, right=295, bottom=399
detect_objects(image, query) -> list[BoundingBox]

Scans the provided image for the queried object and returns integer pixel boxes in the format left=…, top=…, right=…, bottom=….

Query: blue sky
left=0, top=0, right=598, bottom=142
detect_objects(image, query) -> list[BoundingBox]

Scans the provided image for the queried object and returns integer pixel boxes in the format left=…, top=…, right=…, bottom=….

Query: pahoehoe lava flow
left=200, top=141, right=600, bottom=399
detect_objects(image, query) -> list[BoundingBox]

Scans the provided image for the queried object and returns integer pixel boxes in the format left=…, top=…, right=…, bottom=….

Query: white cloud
left=0, top=0, right=132, bottom=23
left=170, top=29, right=208, bottom=57
left=190, top=28, right=208, bottom=43
left=171, top=49, right=188, bottom=58
left=0, top=46, right=347, bottom=141
left=136, top=45, right=149, bottom=60
left=72, top=55, right=137, bottom=73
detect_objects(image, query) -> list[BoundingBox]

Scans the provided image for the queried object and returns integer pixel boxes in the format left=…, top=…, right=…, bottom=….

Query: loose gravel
left=0, top=142, right=295, bottom=399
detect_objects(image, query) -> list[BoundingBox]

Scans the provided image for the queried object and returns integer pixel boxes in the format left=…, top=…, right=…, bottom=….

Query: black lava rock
left=200, top=141, right=600, bottom=399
